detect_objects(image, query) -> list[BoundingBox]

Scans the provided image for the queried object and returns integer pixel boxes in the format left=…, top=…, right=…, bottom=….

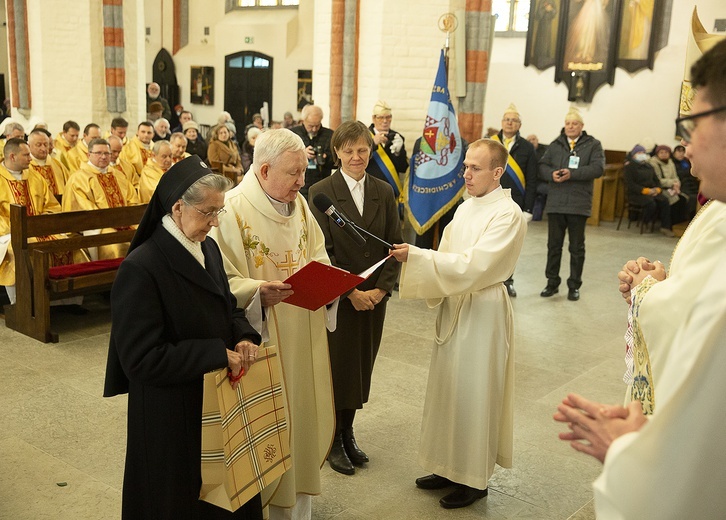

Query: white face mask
left=633, top=152, right=649, bottom=163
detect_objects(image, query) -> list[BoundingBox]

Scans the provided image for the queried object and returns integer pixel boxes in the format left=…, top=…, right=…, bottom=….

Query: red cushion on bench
left=48, top=258, right=124, bottom=279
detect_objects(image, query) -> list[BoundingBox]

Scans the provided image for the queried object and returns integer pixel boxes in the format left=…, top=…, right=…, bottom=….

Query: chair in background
left=616, top=186, right=655, bottom=234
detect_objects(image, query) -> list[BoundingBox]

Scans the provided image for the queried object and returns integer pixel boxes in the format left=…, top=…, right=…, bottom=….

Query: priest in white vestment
left=555, top=39, right=726, bottom=519
left=209, top=129, right=335, bottom=520
left=391, top=139, right=527, bottom=510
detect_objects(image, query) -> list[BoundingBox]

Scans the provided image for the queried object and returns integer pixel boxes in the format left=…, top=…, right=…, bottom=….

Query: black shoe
left=568, top=288, right=580, bottom=301
left=439, top=485, right=488, bottom=509
left=415, top=474, right=454, bottom=490
left=327, top=434, right=354, bottom=475
left=342, top=428, right=368, bottom=465
left=504, top=281, right=517, bottom=297
left=540, top=285, right=559, bottom=297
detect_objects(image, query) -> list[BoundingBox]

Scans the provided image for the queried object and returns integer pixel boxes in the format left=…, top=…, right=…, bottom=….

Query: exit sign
left=245, top=36, right=254, bottom=44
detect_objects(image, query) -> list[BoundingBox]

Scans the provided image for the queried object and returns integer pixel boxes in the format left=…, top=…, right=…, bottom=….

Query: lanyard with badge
left=568, top=140, right=580, bottom=169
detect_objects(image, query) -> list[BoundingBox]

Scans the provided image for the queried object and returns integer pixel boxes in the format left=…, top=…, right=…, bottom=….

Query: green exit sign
left=245, top=36, right=254, bottom=44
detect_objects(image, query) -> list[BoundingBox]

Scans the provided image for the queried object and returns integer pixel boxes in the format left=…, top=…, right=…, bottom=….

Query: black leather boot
left=328, top=433, right=354, bottom=475
left=342, top=428, right=369, bottom=465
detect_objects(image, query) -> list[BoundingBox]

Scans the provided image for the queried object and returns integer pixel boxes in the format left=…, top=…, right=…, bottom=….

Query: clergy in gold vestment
left=209, top=129, right=335, bottom=520
left=169, top=132, right=190, bottom=164
left=28, top=129, right=69, bottom=197
left=62, top=123, right=100, bottom=173
left=555, top=41, right=726, bottom=519
left=53, top=121, right=80, bottom=160
left=391, top=139, right=527, bottom=510
left=119, top=122, right=155, bottom=176
left=0, top=139, right=67, bottom=297
left=138, top=140, right=172, bottom=203
left=108, top=135, right=138, bottom=193
left=63, top=138, right=139, bottom=260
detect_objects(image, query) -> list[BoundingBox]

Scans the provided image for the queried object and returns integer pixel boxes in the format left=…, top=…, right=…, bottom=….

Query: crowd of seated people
left=621, top=141, right=697, bottom=235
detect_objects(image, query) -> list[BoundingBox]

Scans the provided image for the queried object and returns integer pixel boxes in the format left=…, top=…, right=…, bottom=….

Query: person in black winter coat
left=538, top=107, right=604, bottom=301
left=624, top=145, right=672, bottom=235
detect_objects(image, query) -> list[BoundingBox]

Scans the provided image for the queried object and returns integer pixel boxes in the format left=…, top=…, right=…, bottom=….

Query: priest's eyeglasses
left=183, top=200, right=226, bottom=220
left=675, top=106, right=726, bottom=143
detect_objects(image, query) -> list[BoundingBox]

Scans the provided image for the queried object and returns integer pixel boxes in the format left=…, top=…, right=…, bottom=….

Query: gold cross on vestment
left=276, top=250, right=300, bottom=277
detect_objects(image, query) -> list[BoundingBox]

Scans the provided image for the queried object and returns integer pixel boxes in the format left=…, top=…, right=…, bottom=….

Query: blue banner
left=406, top=49, right=465, bottom=235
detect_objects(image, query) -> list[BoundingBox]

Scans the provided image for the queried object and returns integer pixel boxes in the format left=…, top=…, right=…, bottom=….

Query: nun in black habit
left=104, top=155, right=263, bottom=520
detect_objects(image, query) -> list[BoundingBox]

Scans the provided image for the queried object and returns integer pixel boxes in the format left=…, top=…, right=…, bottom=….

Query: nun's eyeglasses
left=183, top=200, right=226, bottom=220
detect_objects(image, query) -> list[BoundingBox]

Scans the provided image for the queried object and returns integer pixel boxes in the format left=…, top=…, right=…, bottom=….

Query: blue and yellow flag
left=406, top=49, right=465, bottom=235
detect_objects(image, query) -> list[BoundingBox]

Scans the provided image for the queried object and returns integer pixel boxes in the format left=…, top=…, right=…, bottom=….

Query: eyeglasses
left=89, top=152, right=111, bottom=157
left=374, top=115, right=392, bottom=121
left=183, top=200, right=227, bottom=220
left=502, top=118, right=521, bottom=124
left=675, top=105, right=726, bottom=143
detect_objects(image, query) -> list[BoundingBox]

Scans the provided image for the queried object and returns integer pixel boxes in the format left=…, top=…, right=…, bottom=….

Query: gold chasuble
left=119, top=136, right=153, bottom=176
left=172, top=152, right=191, bottom=164
left=53, top=133, right=74, bottom=156
left=209, top=172, right=335, bottom=509
left=62, top=139, right=89, bottom=173
left=0, top=165, right=73, bottom=285
left=138, top=160, right=166, bottom=203
left=63, top=163, right=139, bottom=259
left=29, top=157, right=69, bottom=197
left=111, top=157, right=139, bottom=193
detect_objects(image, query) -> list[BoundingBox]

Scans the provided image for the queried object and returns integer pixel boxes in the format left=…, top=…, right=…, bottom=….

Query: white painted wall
left=311, top=0, right=725, bottom=152
left=483, top=1, right=726, bottom=152
left=313, top=0, right=450, bottom=139
left=9, top=0, right=145, bottom=133
left=145, top=0, right=315, bottom=127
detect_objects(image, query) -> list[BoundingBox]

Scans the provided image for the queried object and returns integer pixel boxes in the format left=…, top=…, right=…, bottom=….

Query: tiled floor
left=0, top=219, right=677, bottom=519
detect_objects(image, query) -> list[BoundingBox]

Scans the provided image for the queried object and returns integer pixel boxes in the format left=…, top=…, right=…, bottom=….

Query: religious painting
left=617, top=0, right=669, bottom=73
left=555, top=0, right=622, bottom=102
left=191, top=66, right=214, bottom=105
left=297, top=70, right=312, bottom=111
left=525, top=0, right=562, bottom=71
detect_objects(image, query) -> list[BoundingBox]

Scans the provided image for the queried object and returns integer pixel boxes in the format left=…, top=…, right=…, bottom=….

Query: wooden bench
left=3, top=203, right=147, bottom=343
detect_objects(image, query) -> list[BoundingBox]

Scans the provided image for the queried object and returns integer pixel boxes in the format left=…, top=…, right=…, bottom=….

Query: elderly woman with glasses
left=104, top=156, right=263, bottom=520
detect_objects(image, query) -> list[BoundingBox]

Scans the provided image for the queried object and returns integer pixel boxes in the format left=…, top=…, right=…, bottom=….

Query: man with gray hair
left=210, top=129, right=335, bottom=520
left=0, top=122, right=25, bottom=162
left=153, top=118, right=171, bottom=142
left=146, top=82, right=171, bottom=120
left=3, top=121, right=24, bottom=140
left=139, top=140, right=172, bottom=203
left=290, top=104, right=334, bottom=199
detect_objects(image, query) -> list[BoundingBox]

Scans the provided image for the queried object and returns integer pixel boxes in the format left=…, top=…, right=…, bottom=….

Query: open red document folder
left=282, top=255, right=391, bottom=311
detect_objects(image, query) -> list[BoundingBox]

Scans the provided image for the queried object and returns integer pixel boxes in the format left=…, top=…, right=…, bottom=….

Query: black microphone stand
left=339, top=213, right=394, bottom=249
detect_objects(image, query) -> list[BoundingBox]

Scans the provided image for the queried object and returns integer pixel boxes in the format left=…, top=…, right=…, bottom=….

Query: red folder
left=282, top=256, right=390, bottom=311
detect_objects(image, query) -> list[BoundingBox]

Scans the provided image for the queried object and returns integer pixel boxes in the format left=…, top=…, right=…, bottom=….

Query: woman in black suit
left=104, top=156, right=263, bottom=520
left=308, top=121, right=402, bottom=475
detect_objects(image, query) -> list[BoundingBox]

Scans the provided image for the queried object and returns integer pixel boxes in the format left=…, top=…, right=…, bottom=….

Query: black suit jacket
left=289, top=124, right=335, bottom=177
left=497, top=130, right=538, bottom=212
left=366, top=124, right=408, bottom=186
left=308, top=171, right=402, bottom=296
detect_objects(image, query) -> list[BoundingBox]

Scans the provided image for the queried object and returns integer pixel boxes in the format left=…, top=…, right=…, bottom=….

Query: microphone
left=312, top=193, right=367, bottom=247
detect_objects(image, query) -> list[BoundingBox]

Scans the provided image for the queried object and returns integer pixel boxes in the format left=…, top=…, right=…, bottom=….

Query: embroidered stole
left=5, top=178, right=72, bottom=265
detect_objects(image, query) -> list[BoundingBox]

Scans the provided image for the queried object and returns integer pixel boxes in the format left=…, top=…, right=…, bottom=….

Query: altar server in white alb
left=390, top=138, right=526, bottom=510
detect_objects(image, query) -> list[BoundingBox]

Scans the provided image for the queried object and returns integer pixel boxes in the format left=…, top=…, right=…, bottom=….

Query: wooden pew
left=3, top=203, right=147, bottom=343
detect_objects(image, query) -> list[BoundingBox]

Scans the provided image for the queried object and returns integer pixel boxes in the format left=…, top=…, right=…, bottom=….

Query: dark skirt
left=327, top=296, right=388, bottom=410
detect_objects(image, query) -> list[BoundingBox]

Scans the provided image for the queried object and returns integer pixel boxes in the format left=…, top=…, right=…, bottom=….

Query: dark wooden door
left=224, top=51, right=273, bottom=130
